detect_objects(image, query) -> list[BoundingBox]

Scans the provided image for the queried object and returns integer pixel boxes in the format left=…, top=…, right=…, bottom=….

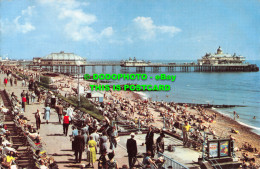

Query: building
left=120, top=57, right=151, bottom=66
left=29, top=51, right=87, bottom=74
left=197, top=47, right=246, bottom=65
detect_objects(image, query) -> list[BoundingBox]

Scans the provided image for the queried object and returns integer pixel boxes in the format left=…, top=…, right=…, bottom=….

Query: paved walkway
left=119, top=133, right=200, bottom=168
left=0, top=74, right=132, bottom=169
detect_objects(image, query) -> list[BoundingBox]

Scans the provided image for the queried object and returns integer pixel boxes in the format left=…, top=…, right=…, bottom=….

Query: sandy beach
left=37, top=71, right=260, bottom=164
left=205, top=108, right=260, bottom=163
left=6, top=69, right=260, bottom=167
left=109, top=89, right=260, bottom=166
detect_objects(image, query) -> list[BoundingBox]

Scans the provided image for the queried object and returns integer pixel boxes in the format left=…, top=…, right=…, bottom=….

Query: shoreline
left=132, top=90, right=260, bottom=163
left=209, top=108, right=260, bottom=138
left=136, top=90, right=260, bottom=136
left=135, top=90, right=260, bottom=136
left=206, top=108, right=260, bottom=163
left=8, top=69, right=260, bottom=165
left=212, top=108, right=260, bottom=136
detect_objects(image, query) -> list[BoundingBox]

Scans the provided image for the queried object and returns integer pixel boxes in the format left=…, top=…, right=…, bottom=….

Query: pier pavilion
left=28, top=51, right=87, bottom=74
left=120, top=47, right=259, bottom=72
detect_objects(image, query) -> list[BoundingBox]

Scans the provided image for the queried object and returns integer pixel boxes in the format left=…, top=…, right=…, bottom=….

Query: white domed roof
left=42, top=51, right=85, bottom=61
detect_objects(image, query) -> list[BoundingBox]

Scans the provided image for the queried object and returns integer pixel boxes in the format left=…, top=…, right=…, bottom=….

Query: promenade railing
left=157, top=152, right=188, bottom=169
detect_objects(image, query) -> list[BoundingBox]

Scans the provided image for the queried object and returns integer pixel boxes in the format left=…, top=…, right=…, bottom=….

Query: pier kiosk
left=199, top=139, right=241, bottom=169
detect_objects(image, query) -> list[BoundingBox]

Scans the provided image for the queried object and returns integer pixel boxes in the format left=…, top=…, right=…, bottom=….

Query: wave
left=214, top=109, right=232, bottom=118
left=237, top=121, right=260, bottom=132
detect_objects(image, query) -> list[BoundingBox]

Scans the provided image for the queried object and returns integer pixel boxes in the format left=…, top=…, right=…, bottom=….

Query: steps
left=1, top=90, right=36, bottom=168
left=212, top=161, right=241, bottom=169
left=209, top=157, right=242, bottom=169
left=199, top=157, right=242, bottom=169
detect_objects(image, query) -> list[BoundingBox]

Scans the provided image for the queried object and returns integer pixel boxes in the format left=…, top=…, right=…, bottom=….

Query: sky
left=0, top=0, right=260, bottom=61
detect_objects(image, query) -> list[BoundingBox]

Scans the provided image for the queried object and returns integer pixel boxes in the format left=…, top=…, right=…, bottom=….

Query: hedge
left=16, top=72, right=29, bottom=80
left=40, top=76, right=51, bottom=84
left=37, top=81, right=50, bottom=89
left=14, top=71, right=104, bottom=121
left=56, top=94, right=104, bottom=121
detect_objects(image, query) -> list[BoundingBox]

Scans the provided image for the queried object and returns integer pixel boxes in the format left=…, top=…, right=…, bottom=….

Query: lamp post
left=202, top=131, right=206, bottom=161
left=38, top=60, right=41, bottom=82
left=76, top=61, right=81, bottom=107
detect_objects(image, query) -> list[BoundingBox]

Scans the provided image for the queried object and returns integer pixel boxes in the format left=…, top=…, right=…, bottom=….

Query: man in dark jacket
left=55, top=103, right=63, bottom=123
left=145, top=126, right=154, bottom=157
left=156, top=133, right=165, bottom=153
left=127, top=133, right=137, bottom=169
left=74, top=130, right=85, bottom=163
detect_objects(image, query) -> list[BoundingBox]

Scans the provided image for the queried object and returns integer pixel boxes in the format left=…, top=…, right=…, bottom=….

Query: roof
left=42, top=51, right=86, bottom=61
left=206, top=53, right=244, bottom=58
left=91, top=92, right=104, bottom=98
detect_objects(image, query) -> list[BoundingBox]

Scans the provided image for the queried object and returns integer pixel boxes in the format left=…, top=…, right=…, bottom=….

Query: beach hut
left=90, top=92, right=104, bottom=103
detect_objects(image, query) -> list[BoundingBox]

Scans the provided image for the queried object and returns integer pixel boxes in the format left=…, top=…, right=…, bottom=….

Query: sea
left=84, top=60, right=260, bottom=135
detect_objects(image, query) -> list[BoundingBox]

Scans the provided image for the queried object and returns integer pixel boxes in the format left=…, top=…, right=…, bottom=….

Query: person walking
left=9, top=77, right=13, bottom=86
left=22, top=79, right=25, bottom=87
left=55, top=103, right=63, bottom=123
left=90, top=128, right=99, bottom=146
left=127, top=133, right=137, bottom=169
left=182, top=121, right=191, bottom=146
left=31, top=91, right=36, bottom=103
left=67, top=106, right=73, bottom=124
left=110, top=127, right=118, bottom=150
left=74, top=130, right=85, bottom=163
left=14, top=78, right=17, bottom=86
left=21, top=90, right=26, bottom=101
left=35, top=109, right=41, bottom=130
left=81, top=129, right=87, bottom=141
left=51, top=95, right=56, bottom=108
left=63, top=113, right=70, bottom=136
left=145, top=126, right=154, bottom=157
left=72, top=126, right=78, bottom=151
left=43, top=104, right=51, bottom=124
left=4, top=78, right=8, bottom=87
left=87, top=135, right=97, bottom=168
left=99, top=131, right=108, bottom=155
left=81, top=123, right=89, bottom=136
left=22, top=96, right=27, bottom=112
left=26, top=91, right=30, bottom=105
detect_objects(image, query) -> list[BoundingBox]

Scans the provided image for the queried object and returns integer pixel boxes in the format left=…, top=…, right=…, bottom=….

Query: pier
left=28, top=61, right=259, bottom=74
left=120, top=47, right=259, bottom=73
left=27, top=47, right=259, bottom=74
left=28, top=61, right=121, bottom=74
left=120, top=62, right=259, bottom=73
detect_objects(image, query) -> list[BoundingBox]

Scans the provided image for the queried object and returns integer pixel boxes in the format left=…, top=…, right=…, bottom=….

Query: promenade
left=0, top=74, right=130, bottom=169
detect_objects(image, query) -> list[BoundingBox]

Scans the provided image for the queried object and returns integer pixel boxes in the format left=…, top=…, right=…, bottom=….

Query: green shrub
left=55, top=94, right=104, bottom=121
left=16, top=72, right=29, bottom=80
left=37, top=81, right=50, bottom=89
left=14, top=70, right=103, bottom=120
left=40, top=76, right=51, bottom=84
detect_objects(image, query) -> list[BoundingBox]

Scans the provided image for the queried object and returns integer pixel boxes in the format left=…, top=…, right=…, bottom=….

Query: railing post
left=231, top=139, right=235, bottom=158
left=202, top=131, right=206, bottom=161
left=158, top=152, right=188, bottom=169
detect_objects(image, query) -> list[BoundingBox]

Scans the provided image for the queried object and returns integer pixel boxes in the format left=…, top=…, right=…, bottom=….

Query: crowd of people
left=0, top=93, right=57, bottom=168
left=0, top=66, right=259, bottom=169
